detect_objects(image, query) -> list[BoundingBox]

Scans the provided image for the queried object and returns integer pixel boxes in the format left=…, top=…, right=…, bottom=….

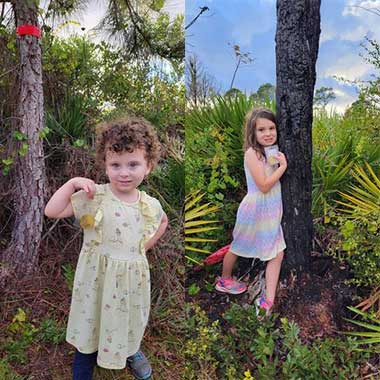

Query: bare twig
left=349, top=5, right=380, bottom=17
left=185, top=6, right=209, bottom=30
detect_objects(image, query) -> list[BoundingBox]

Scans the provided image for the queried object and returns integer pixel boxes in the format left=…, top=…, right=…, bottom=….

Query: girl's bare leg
left=265, top=251, right=284, bottom=303
left=221, top=251, right=238, bottom=278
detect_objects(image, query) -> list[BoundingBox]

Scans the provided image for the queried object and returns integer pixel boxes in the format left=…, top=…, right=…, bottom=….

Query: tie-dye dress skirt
left=230, top=161, right=286, bottom=260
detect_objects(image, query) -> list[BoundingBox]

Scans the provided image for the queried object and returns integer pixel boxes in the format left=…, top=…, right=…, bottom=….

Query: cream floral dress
left=66, top=184, right=163, bottom=369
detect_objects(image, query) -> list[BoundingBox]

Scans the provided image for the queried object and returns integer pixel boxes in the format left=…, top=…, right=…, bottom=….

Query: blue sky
left=185, top=0, right=380, bottom=113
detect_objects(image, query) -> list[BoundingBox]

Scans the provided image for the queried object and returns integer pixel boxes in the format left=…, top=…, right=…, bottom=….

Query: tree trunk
left=4, top=0, right=45, bottom=274
left=275, top=0, right=321, bottom=273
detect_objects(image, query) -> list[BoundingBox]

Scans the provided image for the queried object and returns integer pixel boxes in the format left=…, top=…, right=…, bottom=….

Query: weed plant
left=185, top=302, right=369, bottom=380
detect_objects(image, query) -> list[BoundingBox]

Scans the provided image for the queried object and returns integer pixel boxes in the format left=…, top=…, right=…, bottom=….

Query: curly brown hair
left=243, top=108, right=277, bottom=159
left=95, top=117, right=161, bottom=169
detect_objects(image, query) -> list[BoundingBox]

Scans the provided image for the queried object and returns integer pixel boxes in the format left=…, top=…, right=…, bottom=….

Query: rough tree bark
left=4, top=0, right=45, bottom=274
left=275, top=0, right=321, bottom=273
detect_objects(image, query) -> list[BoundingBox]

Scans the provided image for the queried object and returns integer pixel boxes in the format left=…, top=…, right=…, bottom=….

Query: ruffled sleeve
left=71, top=184, right=106, bottom=242
left=140, top=191, right=164, bottom=243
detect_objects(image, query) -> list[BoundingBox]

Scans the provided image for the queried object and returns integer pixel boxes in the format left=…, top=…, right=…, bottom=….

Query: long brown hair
left=243, top=108, right=277, bottom=159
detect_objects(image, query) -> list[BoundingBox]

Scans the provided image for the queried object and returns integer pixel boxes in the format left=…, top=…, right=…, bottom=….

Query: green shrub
left=331, top=164, right=380, bottom=287
left=312, top=111, right=380, bottom=217
left=335, top=212, right=380, bottom=287
left=185, top=303, right=369, bottom=380
left=3, top=308, right=38, bottom=364
left=280, top=318, right=364, bottom=380
left=38, top=318, right=66, bottom=344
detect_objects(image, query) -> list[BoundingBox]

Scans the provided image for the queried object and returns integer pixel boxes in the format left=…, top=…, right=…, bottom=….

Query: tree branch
left=185, top=6, right=209, bottom=30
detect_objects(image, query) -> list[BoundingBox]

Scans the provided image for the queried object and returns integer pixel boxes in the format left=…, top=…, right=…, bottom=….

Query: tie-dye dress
left=230, top=160, right=286, bottom=260
left=66, top=184, right=163, bottom=369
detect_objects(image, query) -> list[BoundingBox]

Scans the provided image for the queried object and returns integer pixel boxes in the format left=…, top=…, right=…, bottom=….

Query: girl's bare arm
left=245, top=148, right=287, bottom=193
left=45, top=177, right=96, bottom=219
left=145, top=212, right=169, bottom=251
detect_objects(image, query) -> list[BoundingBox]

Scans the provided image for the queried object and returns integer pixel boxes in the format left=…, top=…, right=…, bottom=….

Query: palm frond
left=184, top=190, right=221, bottom=258
left=338, top=163, right=380, bottom=215
left=344, top=306, right=380, bottom=351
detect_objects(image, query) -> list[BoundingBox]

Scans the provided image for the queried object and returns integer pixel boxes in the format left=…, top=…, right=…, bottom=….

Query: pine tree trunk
left=4, top=0, right=45, bottom=274
left=275, top=0, right=321, bottom=273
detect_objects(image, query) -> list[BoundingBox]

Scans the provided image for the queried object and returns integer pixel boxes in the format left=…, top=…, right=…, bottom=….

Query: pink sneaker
left=255, top=296, right=274, bottom=317
left=215, top=277, right=247, bottom=295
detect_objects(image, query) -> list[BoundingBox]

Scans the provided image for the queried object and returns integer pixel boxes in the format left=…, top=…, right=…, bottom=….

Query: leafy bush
left=185, top=303, right=368, bottom=380
left=332, top=164, right=380, bottom=287
left=3, top=308, right=38, bottom=364
left=38, top=318, right=66, bottom=344
left=312, top=111, right=380, bottom=217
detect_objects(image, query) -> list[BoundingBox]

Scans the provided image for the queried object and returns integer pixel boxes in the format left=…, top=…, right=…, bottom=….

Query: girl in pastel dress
left=45, top=118, right=168, bottom=380
left=215, top=108, right=287, bottom=315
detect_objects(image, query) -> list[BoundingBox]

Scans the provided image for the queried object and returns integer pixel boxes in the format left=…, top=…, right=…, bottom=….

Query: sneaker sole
left=215, top=284, right=247, bottom=295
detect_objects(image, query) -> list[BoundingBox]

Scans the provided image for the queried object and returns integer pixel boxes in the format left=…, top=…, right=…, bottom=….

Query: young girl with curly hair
left=45, top=117, right=168, bottom=380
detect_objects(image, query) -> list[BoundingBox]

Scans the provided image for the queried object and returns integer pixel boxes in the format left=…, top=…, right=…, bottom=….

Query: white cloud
left=162, top=0, right=184, bottom=19
left=321, top=53, right=373, bottom=81
left=343, top=0, right=380, bottom=17
left=342, top=1, right=380, bottom=41
left=317, top=1, right=380, bottom=45
left=340, top=25, right=370, bottom=41
left=326, top=88, right=358, bottom=114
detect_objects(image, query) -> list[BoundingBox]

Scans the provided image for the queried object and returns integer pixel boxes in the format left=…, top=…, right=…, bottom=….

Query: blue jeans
left=72, top=350, right=98, bottom=380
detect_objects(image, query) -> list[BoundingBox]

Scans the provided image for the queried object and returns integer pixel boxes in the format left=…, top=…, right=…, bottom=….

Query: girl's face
left=105, top=148, right=151, bottom=198
left=255, top=117, right=277, bottom=146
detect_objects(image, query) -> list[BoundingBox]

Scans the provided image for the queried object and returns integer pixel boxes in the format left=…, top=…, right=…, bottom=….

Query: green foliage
left=3, top=308, right=38, bottom=364
left=345, top=306, right=380, bottom=351
left=42, top=35, right=102, bottom=107
left=187, top=283, right=201, bottom=296
left=99, top=54, right=185, bottom=129
left=185, top=303, right=368, bottom=380
left=280, top=318, right=363, bottom=380
left=148, top=156, right=184, bottom=217
left=185, top=94, right=254, bottom=194
left=62, top=263, right=75, bottom=291
left=253, top=83, right=276, bottom=103
left=101, top=3, right=184, bottom=61
left=313, top=86, right=336, bottom=108
left=0, top=359, right=21, bottom=380
left=41, top=33, right=184, bottom=142
left=45, top=94, right=89, bottom=145
left=38, top=318, right=66, bottom=344
left=184, top=304, right=220, bottom=379
left=184, top=191, right=221, bottom=264
left=312, top=111, right=380, bottom=217
left=331, top=164, right=380, bottom=287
